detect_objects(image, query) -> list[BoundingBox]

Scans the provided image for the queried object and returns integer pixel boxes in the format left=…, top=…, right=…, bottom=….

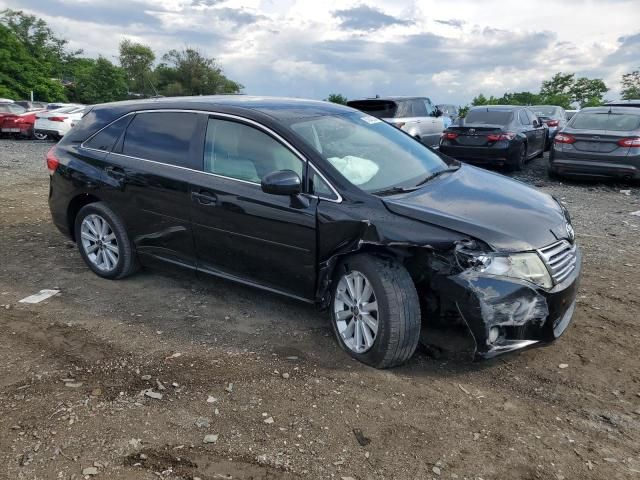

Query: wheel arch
left=67, top=193, right=102, bottom=241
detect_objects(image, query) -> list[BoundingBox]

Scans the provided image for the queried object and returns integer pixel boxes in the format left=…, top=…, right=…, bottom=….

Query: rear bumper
left=439, top=144, right=516, bottom=164
left=35, top=128, right=64, bottom=137
left=435, top=247, right=582, bottom=359
left=550, top=151, right=640, bottom=179
left=1, top=126, right=31, bottom=136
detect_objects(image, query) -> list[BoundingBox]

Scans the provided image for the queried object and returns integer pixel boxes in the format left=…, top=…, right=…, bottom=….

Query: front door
left=190, top=116, right=318, bottom=300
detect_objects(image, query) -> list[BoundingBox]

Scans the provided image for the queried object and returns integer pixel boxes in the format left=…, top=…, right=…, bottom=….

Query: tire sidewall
left=74, top=203, right=127, bottom=279
left=329, top=256, right=397, bottom=367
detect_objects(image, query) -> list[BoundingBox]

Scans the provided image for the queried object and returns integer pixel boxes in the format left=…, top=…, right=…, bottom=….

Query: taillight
left=442, top=132, right=458, bottom=140
left=554, top=133, right=576, bottom=144
left=545, top=120, right=560, bottom=127
left=487, top=132, right=515, bottom=141
left=48, top=116, right=66, bottom=122
left=45, top=146, right=59, bottom=175
left=617, top=137, right=640, bottom=147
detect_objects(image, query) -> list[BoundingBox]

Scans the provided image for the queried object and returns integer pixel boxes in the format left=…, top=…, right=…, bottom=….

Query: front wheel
left=74, top=202, right=139, bottom=279
left=330, top=254, right=421, bottom=368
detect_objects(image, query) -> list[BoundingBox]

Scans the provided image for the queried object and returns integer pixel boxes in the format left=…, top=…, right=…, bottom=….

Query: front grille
left=538, top=240, right=578, bottom=284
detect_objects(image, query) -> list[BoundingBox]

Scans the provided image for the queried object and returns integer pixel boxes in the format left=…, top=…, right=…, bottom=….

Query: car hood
left=382, top=165, right=570, bottom=251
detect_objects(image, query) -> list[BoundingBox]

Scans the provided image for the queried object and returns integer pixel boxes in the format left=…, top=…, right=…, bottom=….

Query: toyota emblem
left=566, top=223, right=575, bottom=242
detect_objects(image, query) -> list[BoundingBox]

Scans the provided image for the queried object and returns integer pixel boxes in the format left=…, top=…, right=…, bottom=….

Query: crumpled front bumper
left=436, top=247, right=582, bottom=359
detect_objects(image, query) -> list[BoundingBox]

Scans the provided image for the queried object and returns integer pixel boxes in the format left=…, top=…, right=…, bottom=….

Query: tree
left=539, top=71, right=608, bottom=108
left=156, top=47, right=242, bottom=96
left=326, top=93, right=348, bottom=105
left=119, top=39, right=155, bottom=96
left=68, top=57, right=128, bottom=104
left=499, top=91, right=541, bottom=105
left=471, top=93, right=500, bottom=105
left=571, top=77, right=608, bottom=108
left=621, top=69, right=640, bottom=100
left=0, top=23, right=66, bottom=101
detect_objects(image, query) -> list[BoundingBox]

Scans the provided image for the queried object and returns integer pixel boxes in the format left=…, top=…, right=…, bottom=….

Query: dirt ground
left=0, top=139, right=639, bottom=480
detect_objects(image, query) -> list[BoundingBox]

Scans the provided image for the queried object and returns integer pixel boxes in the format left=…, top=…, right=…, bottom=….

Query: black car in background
left=47, top=96, right=580, bottom=367
left=549, top=106, right=640, bottom=180
left=439, top=106, right=547, bottom=171
left=530, top=105, right=568, bottom=148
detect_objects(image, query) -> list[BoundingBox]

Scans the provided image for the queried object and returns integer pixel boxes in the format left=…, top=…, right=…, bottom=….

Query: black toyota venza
left=48, top=96, right=581, bottom=368
left=440, top=105, right=548, bottom=171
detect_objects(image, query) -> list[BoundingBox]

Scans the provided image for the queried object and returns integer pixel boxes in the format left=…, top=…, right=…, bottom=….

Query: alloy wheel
left=333, top=270, right=379, bottom=353
left=80, top=214, right=119, bottom=272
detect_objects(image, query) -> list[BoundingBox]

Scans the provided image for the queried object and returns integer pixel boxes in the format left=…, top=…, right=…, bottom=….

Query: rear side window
left=347, top=100, right=398, bottom=119
left=571, top=113, right=640, bottom=131
left=465, top=109, right=513, bottom=125
left=122, top=112, right=200, bottom=166
left=84, top=116, right=132, bottom=151
left=519, top=110, right=531, bottom=125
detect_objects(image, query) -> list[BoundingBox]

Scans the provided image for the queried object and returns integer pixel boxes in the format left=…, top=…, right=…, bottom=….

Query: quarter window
left=122, top=112, right=200, bottom=167
left=84, top=116, right=132, bottom=151
left=519, top=110, right=531, bottom=125
left=204, top=118, right=303, bottom=183
left=309, top=168, right=338, bottom=200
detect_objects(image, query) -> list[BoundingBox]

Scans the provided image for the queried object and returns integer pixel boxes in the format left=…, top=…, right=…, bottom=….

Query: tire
left=33, top=131, right=48, bottom=140
left=74, top=202, right=139, bottom=279
left=508, top=143, right=526, bottom=171
left=547, top=165, right=561, bottom=181
left=330, top=254, right=421, bottom=368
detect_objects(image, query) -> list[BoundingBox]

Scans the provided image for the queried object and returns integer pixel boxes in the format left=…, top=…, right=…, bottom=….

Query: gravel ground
left=0, top=138, right=639, bottom=480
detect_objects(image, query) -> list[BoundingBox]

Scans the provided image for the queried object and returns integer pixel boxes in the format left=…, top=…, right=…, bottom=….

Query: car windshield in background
left=571, top=113, right=640, bottom=131
left=346, top=100, right=397, bottom=119
left=0, top=103, right=26, bottom=114
left=289, top=112, right=447, bottom=193
left=531, top=106, right=558, bottom=117
left=465, top=109, right=513, bottom=125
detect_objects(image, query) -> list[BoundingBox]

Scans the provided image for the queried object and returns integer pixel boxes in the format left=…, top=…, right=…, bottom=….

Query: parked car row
left=0, top=99, right=86, bottom=140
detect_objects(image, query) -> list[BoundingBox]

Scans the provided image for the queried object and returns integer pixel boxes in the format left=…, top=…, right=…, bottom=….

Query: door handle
left=191, top=190, right=217, bottom=206
left=104, top=166, right=126, bottom=180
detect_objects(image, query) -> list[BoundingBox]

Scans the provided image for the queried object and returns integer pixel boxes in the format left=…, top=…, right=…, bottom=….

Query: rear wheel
left=32, top=131, right=48, bottom=140
left=331, top=254, right=421, bottom=368
left=74, top=202, right=139, bottom=279
left=508, top=143, right=526, bottom=171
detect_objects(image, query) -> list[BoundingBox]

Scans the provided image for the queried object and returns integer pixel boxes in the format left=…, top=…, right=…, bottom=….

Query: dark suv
left=48, top=96, right=581, bottom=368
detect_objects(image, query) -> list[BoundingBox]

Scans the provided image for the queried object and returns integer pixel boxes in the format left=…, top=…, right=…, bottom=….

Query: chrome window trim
left=79, top=108, right=342, bottom=203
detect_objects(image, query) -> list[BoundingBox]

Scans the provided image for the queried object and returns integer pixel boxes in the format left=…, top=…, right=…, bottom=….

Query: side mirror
left=532, top=119, right=540, bottom=128
left=261, top=169, right=302, bottom=196
left=434, top=108, right=443, bottom=117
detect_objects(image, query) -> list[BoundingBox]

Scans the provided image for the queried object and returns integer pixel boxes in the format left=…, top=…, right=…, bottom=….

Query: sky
left=1, top=0, right=639, bottom=105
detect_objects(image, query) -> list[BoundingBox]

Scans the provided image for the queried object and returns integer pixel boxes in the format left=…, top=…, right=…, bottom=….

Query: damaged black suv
left=48, top=96, right=581, bottom=368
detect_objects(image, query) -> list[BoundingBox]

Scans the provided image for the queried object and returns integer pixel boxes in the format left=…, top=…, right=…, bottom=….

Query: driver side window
left=204, top=118, right=303, bottom=183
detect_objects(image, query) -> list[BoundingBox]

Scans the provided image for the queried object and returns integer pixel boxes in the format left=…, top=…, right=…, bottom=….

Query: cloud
left=211, top=7, right=266, bottom=26
left=435, top=19, right=465, bottom=28
left=333, top=4, right=413, bottom=31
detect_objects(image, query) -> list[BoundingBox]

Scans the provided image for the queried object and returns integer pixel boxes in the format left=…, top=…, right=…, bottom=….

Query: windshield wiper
left=414, top=166, right=460, bottom=187
left=371, top=186, right=417, bottom=196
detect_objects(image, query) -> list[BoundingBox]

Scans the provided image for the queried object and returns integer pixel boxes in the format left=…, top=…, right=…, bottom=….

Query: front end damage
left=316, top=212, right=581, bottom=360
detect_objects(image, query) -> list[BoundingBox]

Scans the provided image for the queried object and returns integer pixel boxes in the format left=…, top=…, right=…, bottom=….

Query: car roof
left=606, top=99, right=640, bottom=106
left=530, top=105, right=561, bottom=109
left=95, top=95, right=354, bottom=121
left=577, top=106, right=640, bottom=114
left=468, top=105, right=523, bottom=111
left=349, top=96, right=426, bottom=102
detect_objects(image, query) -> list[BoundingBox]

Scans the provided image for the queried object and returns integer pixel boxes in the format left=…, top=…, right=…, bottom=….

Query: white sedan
left=34, top=105, right=86, bottom=140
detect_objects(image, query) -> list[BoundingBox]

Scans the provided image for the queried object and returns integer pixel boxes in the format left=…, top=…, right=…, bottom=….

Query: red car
left=0, top=104, right=47, bottom=139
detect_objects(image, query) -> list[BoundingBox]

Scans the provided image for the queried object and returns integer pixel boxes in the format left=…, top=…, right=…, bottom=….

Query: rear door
left=189, top=115, right=318, bottom=300
left=103, top=111, right=206, bottom=267
left=421, top=98, right=444, bottom=147
left=525, top=108, right=546, bottom=153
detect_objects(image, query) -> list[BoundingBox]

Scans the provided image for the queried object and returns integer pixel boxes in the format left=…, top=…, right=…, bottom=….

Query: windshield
left=570, top=112, right=640, bottom=131
left=289, top=112, right=448, bottom=193
left=530, top=106, right=558, bottom=117
left=465, top=109, right=512, bottom=125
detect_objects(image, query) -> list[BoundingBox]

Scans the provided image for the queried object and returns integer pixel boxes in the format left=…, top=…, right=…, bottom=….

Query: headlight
left=474, top=252, right=553, bottom=289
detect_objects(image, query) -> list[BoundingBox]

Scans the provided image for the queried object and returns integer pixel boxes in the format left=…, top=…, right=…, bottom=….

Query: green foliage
left=457, top=105, right=469, bottom=118
left=540, top=72, right=608, bottom=108
left=67, top=57, right=128, bottom=104
left=155, top=48, right=242, bottom=96
left=0, top=22, right=66, bottom=101
left=119, top=39, right=156, bottom=96
left=621, top=69, right=640, bottom=100
left=326, top=93, right=348, bottom=105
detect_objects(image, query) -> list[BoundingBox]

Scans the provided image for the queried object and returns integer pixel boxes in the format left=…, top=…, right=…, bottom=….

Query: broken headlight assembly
left=460, top=251, right=553, bottom=289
